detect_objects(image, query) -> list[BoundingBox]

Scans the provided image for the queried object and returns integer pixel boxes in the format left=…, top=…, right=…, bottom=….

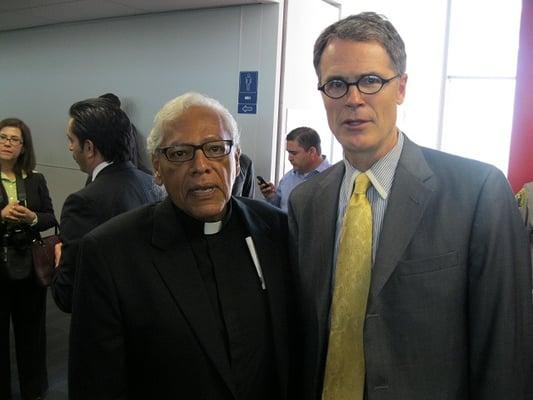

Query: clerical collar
left=174, top=201, right=233, bottom=237
left=204, top=220, right=223, bottom=235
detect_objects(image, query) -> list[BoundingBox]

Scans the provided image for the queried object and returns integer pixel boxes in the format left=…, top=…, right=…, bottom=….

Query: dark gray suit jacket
left=232, top=153, right=256, bottom=198
left=51, top=161, right=164, bottom=312
left=69, top=197, right=291, bottom=399
left=288, top=137, right=533, bottom=400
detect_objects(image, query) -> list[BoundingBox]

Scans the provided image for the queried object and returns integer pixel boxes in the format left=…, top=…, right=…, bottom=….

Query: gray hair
left=147, top=92, right=240, bottom=155
left=313, top=12, right=406, bottom=78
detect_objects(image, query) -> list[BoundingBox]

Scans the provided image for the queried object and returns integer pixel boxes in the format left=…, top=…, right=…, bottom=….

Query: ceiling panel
left=27, top=0, right=143, bottom=23
left=109, top=0, right=265, bottom=12
left=0, top=0, right=279, bottom=32
left=0, top=0, right=78, bottom=12
left=0, top=10, right=56, bottom=31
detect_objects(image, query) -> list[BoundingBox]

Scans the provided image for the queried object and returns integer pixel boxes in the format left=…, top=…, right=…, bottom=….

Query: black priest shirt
left=175, top=200, right=278, bottom=399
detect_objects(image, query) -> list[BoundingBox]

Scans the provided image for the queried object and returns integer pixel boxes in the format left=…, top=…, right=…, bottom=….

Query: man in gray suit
left=288, top=12, right=533, bottom=400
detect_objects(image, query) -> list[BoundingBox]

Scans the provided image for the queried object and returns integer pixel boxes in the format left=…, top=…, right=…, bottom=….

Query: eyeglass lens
left=0, top=134, right=23, bottom=145
left=161, top=140, right=232, bottom=162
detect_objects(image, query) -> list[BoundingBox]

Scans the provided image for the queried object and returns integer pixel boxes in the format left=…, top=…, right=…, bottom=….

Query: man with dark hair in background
left=51, top=98, right=164, bottom=313
left=99, top=92, right=153, bottom=175
left=259, top=126, right=330, bottom=211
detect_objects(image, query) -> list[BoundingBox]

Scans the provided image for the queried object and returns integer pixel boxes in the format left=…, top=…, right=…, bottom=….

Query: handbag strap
left=38, top=224, right=59, bottom=240
left=15, top=171, right=27, bottom=204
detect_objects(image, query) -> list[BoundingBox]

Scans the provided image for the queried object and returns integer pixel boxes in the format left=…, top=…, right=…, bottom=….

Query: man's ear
left=396, top=73, right=408, bottom=105
left=152, top=155, right=163, bottom=186
left=234, top=147, right=241, bottom=177
left=308, top=146, right=319, bottom=157
left=82, top=140, right=95, bottom=156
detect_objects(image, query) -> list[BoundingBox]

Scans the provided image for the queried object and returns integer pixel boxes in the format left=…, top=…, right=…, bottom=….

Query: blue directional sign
left=238, top=71, right=258, bottom=114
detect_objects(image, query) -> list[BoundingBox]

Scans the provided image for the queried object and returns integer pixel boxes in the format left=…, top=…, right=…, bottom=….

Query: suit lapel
left=312, top=164, right=345, bottom=330
left=149, top=199, right=236, bottom=397
left=370, top=139, right=436, bottom=300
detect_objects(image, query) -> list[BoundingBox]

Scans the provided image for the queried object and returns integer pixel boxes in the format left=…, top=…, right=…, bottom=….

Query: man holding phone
left=259, top=127, right=330, bottom=212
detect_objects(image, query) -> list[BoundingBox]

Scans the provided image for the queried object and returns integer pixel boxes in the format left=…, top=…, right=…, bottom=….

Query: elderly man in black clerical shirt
left=68, top=92, right=292, bottom=400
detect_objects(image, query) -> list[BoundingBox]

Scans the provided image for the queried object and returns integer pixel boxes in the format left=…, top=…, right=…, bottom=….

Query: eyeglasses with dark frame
left=0, top=133, right=24, bottom=146
left=157, top=139, right=234, bottom=163
left=318, top=74, right=401, bottom=99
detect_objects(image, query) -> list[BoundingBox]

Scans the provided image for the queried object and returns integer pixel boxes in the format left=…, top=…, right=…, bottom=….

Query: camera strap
left=0, top=169, right=27, bottom=205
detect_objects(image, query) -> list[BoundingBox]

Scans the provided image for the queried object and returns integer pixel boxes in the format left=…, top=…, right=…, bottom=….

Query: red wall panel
left=508, top=0, right=533, bottom=192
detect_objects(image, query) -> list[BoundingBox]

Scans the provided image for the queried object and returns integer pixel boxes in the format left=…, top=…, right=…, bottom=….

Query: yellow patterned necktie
left=322, top=173, right=372, bottom=400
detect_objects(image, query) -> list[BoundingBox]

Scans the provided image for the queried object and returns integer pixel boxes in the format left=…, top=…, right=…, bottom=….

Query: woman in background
left=0, top=118, right=57, bottom=400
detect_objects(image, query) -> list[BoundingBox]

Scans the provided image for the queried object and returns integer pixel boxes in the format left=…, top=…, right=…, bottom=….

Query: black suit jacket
left=52, top=161, right=164, bottom=312
left=0, top=172, right=57, bottom=242
left=68, top=197, right=291, bottom=399
left=232, top=153, right=256, bottom=198
left=288, top=137, right=533, bottom=400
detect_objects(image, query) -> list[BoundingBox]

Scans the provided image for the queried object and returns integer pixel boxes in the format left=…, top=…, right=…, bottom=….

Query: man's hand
left=259, top=181, right=277, bottom=200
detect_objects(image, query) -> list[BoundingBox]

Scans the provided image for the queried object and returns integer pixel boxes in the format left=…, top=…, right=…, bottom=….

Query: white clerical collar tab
left=204, top=221, right=222, bottom=235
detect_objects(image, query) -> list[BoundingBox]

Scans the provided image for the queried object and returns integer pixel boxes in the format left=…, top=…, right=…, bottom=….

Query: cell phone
left=256, top=176, right=267, bottom=186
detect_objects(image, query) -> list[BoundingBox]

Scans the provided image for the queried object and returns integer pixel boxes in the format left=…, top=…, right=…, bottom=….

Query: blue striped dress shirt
left=334, top=132, right=404, bottom=265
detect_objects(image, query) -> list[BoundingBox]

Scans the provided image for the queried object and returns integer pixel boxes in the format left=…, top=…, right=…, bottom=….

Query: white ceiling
left=0, top=0, right=279, bottom=32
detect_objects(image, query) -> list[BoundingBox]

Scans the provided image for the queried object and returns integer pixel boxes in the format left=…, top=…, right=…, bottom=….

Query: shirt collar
left=1, top=170, right=28, bottom=182
left=292, top=156, right=331, bottom=178
left=91, top=161, right=113, bottom=181
left=342, top=131, right=404, bottom=200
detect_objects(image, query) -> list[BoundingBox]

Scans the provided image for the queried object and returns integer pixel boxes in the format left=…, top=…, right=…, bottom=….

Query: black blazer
left=52, top=161, right=164, bottom=312
left=288, top=137, right=533, bottom=400
left=232, top=153, right=256, bottom=198
left=69, top=197, right=291, bottom=399
left=0, top=171, right=57, bottom=238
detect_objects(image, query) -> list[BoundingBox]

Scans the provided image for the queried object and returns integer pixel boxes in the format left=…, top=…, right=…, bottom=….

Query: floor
left=9, top=291, right=70, bottom=400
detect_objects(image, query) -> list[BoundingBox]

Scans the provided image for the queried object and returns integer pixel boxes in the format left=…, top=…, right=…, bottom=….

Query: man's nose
left=345, top=85, right=365, bottom=106
left=191, top=148, right=211, bottom=172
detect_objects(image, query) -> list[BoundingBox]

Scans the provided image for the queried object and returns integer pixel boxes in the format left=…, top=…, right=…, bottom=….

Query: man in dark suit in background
left=288, top=12, right=533, bottom=400
left=51, top=98, right=164, bottom=313
left=232, top=153, right=256, bottom=198
left=68, top=92, right=291, bottom=399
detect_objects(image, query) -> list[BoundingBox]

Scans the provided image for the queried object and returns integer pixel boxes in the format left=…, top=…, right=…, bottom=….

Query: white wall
left=277, top=0, right=341, bottom=178
left=0, top=3, right=283, bottom=214
left=341, top=1, right=448, bottom=149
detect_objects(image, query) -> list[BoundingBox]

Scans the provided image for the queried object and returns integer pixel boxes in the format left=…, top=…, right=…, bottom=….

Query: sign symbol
left=245, top=73, right=252, bottom=91
left=238, top=71, right=258, bottom=114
